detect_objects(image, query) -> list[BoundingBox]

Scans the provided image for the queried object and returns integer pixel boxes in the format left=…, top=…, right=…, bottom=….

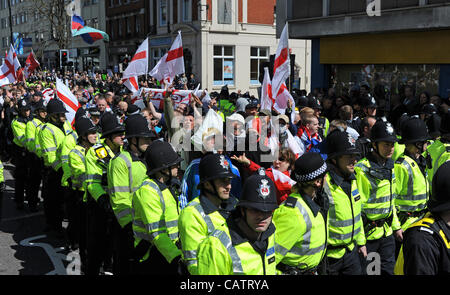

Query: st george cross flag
left=122, top=38, right=149, bottom=79
left=260, top=67, right=273, bottom=111
left=122, top=76, right=139, bottom=94
left=272, top=23, right=290, bottom=99
left=0, top=45, right=21, bottom=86
left=42, top=88, right=55, bottom=103
left=149, top=31, right=184, bottom=84
left=273, top=83, right=296, bottom=123
left=56, top=78, right=80, bottom=128
left=23, top=49, right=40, bottom=79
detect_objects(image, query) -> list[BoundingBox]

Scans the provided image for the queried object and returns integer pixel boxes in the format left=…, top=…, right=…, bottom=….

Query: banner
left=140, top=87, right=193, bottom=110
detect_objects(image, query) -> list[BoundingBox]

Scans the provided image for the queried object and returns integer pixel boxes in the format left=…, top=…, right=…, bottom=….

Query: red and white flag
left=122, top=76, right=139, bottom=94
left=23, top=49, right=40, bottom=79
left=122, top=38, right=148, bottom=79
left=272, top=23, right=290, bottom=99
left=149, top=31, right=184, bottom=84
left=273, top=83, right=296, bottom=121
left=56, top=77, right=80, bottom=128
left=271, top=168, right=296, bottom=190
left=260, top=67, right=274, bottom=111
left=42, top=88, right=55, bottom=103
left=0, top=45, right=21, bottom=86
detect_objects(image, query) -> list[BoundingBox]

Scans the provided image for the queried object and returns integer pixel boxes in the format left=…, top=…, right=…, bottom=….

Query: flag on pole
left=23, top=49, right=40, bottom=79
left=149, top=31, right=184, bottom=84
left=260, top=67, right=274, bottom=111
left=42, top=88, right=55, bottom=103
left=0, top=45, right=21, bottom=86
left=272, top=23, right=290, bottom=99
left=122, top=76, right=139, bottom=94
left=122, top=38, right=149, bottom=79
left=56, top=78, right=80, bottom=128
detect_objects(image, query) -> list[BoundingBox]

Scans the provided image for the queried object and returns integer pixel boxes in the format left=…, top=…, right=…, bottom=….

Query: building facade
left=0, top=0, right=107, bottom=72
left=277, top=0, right=450, bottom=97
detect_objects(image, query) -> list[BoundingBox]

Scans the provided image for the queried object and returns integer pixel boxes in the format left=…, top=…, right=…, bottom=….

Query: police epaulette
left=395, top=157, right=405, bottom=164
left=92, top=143, right=104, bottom=149
left=284, top=196, right=297, bottom=208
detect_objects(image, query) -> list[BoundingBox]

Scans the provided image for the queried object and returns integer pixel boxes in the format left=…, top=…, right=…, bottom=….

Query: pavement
left=0, top=162, right=81, bottom=275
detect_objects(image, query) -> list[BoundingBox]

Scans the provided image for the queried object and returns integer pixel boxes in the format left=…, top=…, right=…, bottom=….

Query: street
left=0, top=162, right=80, bottom=275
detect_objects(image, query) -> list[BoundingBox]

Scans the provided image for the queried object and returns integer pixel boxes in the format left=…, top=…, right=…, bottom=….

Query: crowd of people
left=0, top=69, right=449, bottom=275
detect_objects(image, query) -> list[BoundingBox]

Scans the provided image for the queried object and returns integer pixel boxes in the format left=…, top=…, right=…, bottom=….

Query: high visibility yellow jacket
left=355, top=158, right=401, bottom=242
left=273, top=193, right=327, bottom=270
left=0, top=160, right=4, bottom=183
left=393, top=141, right=406, bottom=162
left=424, top=139, right=450, bottom=191
left=11, top=116, right=29, bottom=148
left=38, top=121, right=73, bottom=171
left=85, top=143, right=116, bottom=202
left=60, top=131, right=78, bottom=187
left=394, top=154, right=429, bottom=231
left=178, top=195, right=238, bottom=275
left=34, top=122, right=46, bottom=158
left=25, top=118, right=43, bottom=154
left=108, top=150, right=147, bottom=228
left=323, top=172, right=365, bottom=259
left=68, top=145, right=87, bottom=191
left=197, top=221, right=277, bottom=275
left=132, top=178, right=181, bottom=263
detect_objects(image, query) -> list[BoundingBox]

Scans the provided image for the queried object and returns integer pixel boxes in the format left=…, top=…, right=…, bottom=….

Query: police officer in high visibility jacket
left=322, top=129, right=367, bottom=275
left=85, top=112, right=125, bottom=275
left=11, top=99, right=32, bottom=210
left=397, top=161, right=450, bottom=275
left=424, top=112, right=450, bottom=191
left=131, top=140, right=183, bottom=274
left=178, top=153, right=238, bottom=275
left=68, top=117, right=98, bottom=272
left=24, top=99, right=47, bottom=212
left=197, top=172, right=278, bottom=275
left=38, top=99, right=73, bottom=235
left=273, top=152, right=328, bottom=275
left=108, top=114, right=155, bottom=275
left=0, top=159, right=5, bottom=211
left=394, top=117, right=431, bottom=232
left=355, top=119, right=402, bottom=275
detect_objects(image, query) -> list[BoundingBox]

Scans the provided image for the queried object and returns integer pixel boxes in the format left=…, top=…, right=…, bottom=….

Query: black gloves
left=97, top=194, right=113, bottom=214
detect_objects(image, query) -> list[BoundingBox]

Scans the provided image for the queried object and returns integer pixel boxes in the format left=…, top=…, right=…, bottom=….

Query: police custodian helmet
left=145, top=140, right=183, bottom=175
left=238, top=170, right=278, bottom=212
left=326, top=128, right=360, bottom=159
left=428, top=161, right=450, bottom=214
left=199, top=153, right=236, bottom=184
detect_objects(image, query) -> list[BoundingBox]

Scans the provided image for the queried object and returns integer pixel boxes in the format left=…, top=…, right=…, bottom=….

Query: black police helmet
left=33, top=99, right=47, bottom=112
left=46, top=99, right=68, bottom=115
left=238, top=171, right=278, bottom=212
left=99, top=112, right=125, bottom=138
left=293, top=152, right=327, bottom=183
left=420, top=103, right=438, bottom=115
left=199, top=153, right=236, bottom=184
left=398, top=117, right=431, bottom=144
left=145, top=140, right=183, bottom=175
left=17, top=98, right=31, bottom=112
left=297, top=96, right=309, bottom=109
left=361, top=94, right=378, bottom=109
left=370, top=120, right=397, bottom=143
left=124, top=114, right=157, bottom=139
left=428, top=161, right=450, bottom=214
left=75, top=117, right=97, bottom=137
left=308, top=97, right=322, bottom=110
left=326, top=128, right=360, bottom=159
left=88, top=106, right=101, bottom=117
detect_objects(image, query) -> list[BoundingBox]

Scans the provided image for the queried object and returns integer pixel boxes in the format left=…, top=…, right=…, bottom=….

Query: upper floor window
left=218, top=0, right=232, bottom=24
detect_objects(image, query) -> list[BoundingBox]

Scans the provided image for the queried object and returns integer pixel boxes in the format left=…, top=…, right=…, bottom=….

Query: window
left=109, top=0, right=114, bottom=7
left=182, top=0, right=191, bottom=22
left=213, top=45, right=234, bottom=86
left=250, top=47, right=269, bottom=84
left=152, top=47, right=167, bottom=67
left=159, top=0, right=167, bottom=26
left=118, top=19, right=123, bottom=36
left=1, top=18, right=7, bottom=29
left=135, top=16, right=141, bottom=33
left=2, top=37, right=7, bottom=47
left=126, top=17, right=131, bottom=34
left=218, top=0, right=232, bottom=24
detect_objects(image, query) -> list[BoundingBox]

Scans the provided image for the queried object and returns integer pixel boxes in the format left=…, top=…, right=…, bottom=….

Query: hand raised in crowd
left=358, top=245, right=367, bottom=259
left=230, top=153, right=251, bottom=167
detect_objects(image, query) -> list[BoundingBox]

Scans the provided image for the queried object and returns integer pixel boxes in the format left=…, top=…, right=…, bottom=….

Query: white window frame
left=159, top=0, right=167, bottom=26
left=213, top=45, right=235, bottom=86
left=250, top=47, right=269, bottom=85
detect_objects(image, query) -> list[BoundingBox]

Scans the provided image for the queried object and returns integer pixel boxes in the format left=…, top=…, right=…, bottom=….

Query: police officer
left=273, top=152, right=328, bottom=275
left=355, top=119, right=402, bottom=275
left=38, top=98, right=73, bottom=235
left=24, top=99, right=47, bottom=212
left=424, top=112, right=450, bottom=190
left=11, top=99, right=32, bottom=210
left=197, top=172, right=278, bottom=275
left=131, top=140, right=183, bottom=274
left=394, top=117, right=431, bottom=232
left=108, top=114, right=155, bottom=275
left=68, top=117, right=98, bottom=272
left=398, top=161, right=450, bottom=275
left=178, top=153, right=238, bottom=275
left=323, top=129, right=366, bottom=275
left=85, top=112, right=125, bottom=275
